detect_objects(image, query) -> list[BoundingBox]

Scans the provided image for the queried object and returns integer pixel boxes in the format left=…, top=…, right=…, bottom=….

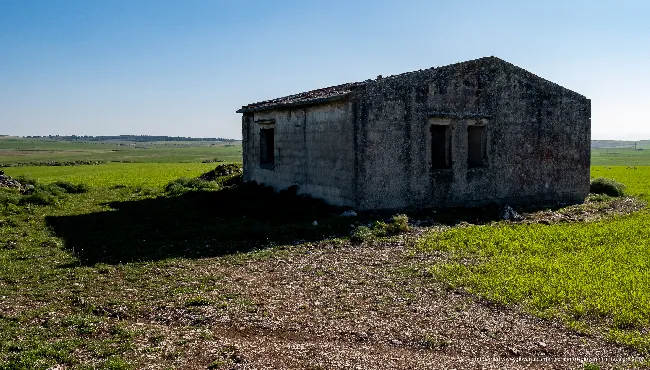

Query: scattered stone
left=0, top=174, right=25, bottom=191
left=499, top=205, right=522, bottom=221
left=199, top=164, right=243, bottom=181
left=508, top=346, right=521, bottom=356
left=341, top=210, right=358, bottom=217
left=390, top=339, right=402, bottom=346
left=355, top=331, right=369, bottom=341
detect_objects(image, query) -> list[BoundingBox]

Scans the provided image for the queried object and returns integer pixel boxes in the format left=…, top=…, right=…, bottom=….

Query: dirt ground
left=128, top=239, right=643, bottom=370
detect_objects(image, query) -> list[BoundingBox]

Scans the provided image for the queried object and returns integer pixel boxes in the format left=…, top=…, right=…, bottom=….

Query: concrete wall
left=242, top=100, right=356, bottom=206
left=353, top=57, right=591, bottom=210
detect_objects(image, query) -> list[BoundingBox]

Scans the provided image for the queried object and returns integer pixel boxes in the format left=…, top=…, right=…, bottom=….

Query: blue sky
left=0, top=0, right=648, bottom=139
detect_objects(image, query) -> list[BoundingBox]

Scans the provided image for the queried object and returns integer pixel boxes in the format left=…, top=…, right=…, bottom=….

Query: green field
left=592, top=147, right=650, bottom=166
left=2, top=163, right=219, bottom=188
left=2, top=138, right=650, bottom=368
left=0, top=136, right=242, bottom=165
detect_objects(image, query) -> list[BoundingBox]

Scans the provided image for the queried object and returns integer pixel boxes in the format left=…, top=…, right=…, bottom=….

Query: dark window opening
left=260, top=128, right=275, bottom=167
left=467, top=125, right=487, bottom=168
left=431, top=124, right=451, bottom=169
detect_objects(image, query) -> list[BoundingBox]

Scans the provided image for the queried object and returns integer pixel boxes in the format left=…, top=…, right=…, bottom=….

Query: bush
left=370, top=221, right=389, bottom=237
left=0, top=189, right=21, bottom=207
left=15, top=175, right=37, bottom=187
left=387, top=214, right=410, bottom=234
left=19, top=189, right=59, bottom=205
left=590, top=177, right=626, bottom=197
left=350, top=226, right=374, bottom=243
left=199, top=163, right=242, bottom=180
left=164, top=177, right=219, bottom=195
left=52, top=181, right=89, bottom=194
left=350, top=214, right=410, bottom=243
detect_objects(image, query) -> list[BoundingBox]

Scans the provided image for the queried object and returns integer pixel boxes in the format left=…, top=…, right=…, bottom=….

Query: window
left=430, top=124, right=451, bottom=169
left=259, top=127, right=275, bottom=167
left=467, top=125, right=487, bottom=168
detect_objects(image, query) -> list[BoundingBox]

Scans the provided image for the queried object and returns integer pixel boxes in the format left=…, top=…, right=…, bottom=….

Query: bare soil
left=124, top=239, right=643, bottom=369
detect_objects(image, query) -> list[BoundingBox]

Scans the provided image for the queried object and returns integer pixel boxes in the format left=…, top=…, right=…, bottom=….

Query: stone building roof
left=236, top=82, right=364, bottom=113
left=237, top=56, right=585, bottom=114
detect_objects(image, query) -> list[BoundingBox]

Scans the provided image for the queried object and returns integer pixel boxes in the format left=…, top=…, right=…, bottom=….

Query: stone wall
left=242, top=101, right=356, bottom=206
left=241, top=57, right=591, bottom=210
left=352, top=57, right=590, bottom=210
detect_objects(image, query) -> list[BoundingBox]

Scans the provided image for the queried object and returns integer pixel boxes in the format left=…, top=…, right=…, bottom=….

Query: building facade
left=237, top=57, right=591, bottom=210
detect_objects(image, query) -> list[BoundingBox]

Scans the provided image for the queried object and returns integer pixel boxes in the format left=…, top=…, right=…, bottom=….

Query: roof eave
left=236, top=93, right=352, bottom=114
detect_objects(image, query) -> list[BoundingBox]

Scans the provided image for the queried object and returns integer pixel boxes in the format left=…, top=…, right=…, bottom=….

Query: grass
left=0, top=136, right=242, bottom=165
left=2, top=163, right=220, bottom=188
left=591, top=147, right=650, bottom=166
left=414, top=165, right=650, bottom=353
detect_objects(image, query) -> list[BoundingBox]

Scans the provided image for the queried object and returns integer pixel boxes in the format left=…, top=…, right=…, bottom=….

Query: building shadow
left=46, top=184, right=349, bottom=266
left=46, top=181, right=574, bottom=266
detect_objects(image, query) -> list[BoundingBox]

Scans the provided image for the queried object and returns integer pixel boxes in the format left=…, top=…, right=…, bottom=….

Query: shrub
left=590, top=177, right=626, bottom=197
left=199, top=163, right=242, bottom=181
left=370, top=221, right=389, bottom=237
left=387, top=214, right=410, bottom=234
left=0, top=190, right=21, bottom=207
left=15, top=175, right=37, bottom=187
left=350, top=226, right=374, bottom=243
left=52, top=181, right=89, bottom=194
left=164, top=177, right=218, bottom=195
left=19, top=189, right=59, bottom=205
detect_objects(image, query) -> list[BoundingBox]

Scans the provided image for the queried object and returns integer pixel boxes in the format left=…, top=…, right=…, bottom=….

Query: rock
left=390, top=339, right=403, bottom=346
left=508, top=346, right=520, bottom=356
left=312, top=221, right=318, bottom=226
left=0, top=174, right=26, bottom=191
left=341, top=210, right=358, bottom=217
left=499, top=205, right=522, bottom=221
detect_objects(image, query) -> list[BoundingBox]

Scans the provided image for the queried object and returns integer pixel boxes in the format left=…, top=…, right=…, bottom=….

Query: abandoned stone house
left=236, top=56, right=591, bottom=210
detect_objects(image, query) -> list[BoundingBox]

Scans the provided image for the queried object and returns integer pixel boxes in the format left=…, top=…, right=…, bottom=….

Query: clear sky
left=0, top=0, right=648, bottom=140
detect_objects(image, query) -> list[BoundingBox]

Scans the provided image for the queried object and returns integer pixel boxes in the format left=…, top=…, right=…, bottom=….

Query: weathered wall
left=353, top=57, right=591, bottom=210
left=242, top=101, right=356, bottom=206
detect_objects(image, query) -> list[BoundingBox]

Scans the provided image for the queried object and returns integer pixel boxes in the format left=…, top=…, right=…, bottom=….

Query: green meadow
left=2, top=163, right=218, bottom=188
left=0, top=136, right=242, bottom=165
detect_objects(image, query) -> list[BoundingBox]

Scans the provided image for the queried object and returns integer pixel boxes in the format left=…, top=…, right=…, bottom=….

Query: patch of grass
left=51, top=181, right=89, bottom=194
left=0, top=177, right=89, bottom=207
left=2, top=163, right=219, bottom=188
left=418, top=215, right=650, bottom=328
left=350, top=214, right=410, bottom=243
left=607, top=329, right=650, bottom=355
left=185, top=296, right=211, bottom=307
left=102, top=356, right=133, bottom=370
left=164, top=177, right=219, bottom=195
left=590, top=177, right=626, bottom=197
left=414, top=167, right=650, bottom=352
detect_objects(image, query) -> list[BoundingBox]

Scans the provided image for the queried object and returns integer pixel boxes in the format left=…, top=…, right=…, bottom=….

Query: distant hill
left=591, top=140, right=650, bottom=149
left=23, top=135, right=238, bottom=142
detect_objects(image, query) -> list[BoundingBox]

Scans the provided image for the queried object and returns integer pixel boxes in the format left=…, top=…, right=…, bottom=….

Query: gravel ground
left=132, top=240, right=643, bottom=369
